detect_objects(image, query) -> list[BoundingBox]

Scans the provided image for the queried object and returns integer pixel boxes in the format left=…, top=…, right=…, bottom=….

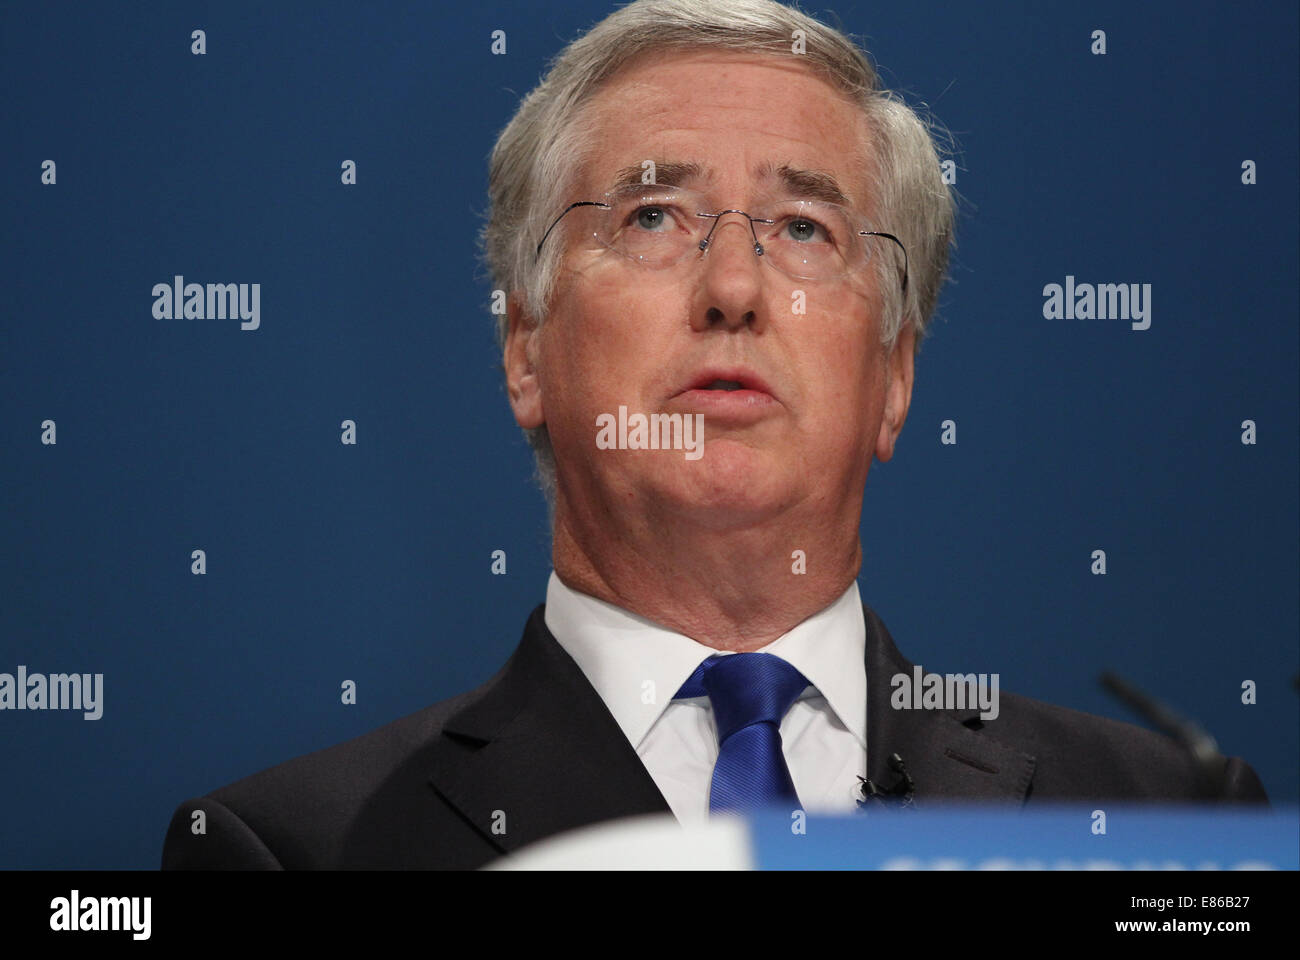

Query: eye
left=631, top=205, right=673, bottom=231
left=786, top=216, right=830, bottom=243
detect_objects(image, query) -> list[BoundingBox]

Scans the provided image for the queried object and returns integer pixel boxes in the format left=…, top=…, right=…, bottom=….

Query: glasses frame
left=533, top=189, right=909, bottom=293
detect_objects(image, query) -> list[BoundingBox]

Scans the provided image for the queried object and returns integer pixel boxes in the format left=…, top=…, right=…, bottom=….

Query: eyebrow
left=608, top=159, right=853, bottom=207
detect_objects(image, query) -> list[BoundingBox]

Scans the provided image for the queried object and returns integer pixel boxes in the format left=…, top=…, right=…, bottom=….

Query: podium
left=491, top=804, right=1299, bottom=870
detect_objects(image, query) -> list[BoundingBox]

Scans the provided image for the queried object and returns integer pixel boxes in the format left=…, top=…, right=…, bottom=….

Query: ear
left=874, top=324, right=915, bottom=463
left=504, top=290, right=545, bottom=430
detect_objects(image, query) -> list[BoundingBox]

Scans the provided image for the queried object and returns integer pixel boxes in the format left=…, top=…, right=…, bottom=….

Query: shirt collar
left=543, top=571, right=866, bottom=753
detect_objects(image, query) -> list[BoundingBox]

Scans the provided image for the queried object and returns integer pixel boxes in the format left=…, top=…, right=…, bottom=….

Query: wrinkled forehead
left=569, top=50, right=875, bottom=212
left=601, top=158, right=856, bottom=208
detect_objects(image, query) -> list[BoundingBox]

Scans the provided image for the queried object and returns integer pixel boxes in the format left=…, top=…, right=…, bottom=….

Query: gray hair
left=476, top=0, right=957, bottom=511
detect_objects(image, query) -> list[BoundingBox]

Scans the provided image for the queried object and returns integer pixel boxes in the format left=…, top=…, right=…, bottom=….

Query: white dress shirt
left=543, top=571, right=867, bottom=826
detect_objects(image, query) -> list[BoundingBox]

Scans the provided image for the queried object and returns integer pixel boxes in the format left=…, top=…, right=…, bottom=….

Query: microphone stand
left=1098, top=670, right=1228, bottom=800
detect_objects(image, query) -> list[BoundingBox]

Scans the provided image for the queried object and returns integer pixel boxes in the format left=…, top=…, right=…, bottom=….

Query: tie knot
left=675, top=652, right=809, bottom=742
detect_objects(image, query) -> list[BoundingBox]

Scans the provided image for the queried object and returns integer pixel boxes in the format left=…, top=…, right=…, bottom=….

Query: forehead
left=573, top=50, right=873, bottom=207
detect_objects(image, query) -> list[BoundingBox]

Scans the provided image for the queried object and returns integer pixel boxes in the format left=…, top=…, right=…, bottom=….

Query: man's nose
left=691, top=215, right=768, bottom=333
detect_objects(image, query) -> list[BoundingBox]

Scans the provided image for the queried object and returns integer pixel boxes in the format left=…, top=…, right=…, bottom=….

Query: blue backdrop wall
left=2, top=0, right=1297, bottom=869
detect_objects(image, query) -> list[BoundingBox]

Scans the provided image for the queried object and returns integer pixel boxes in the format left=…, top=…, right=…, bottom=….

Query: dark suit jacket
left=161, top=603, right=1267, bottom=869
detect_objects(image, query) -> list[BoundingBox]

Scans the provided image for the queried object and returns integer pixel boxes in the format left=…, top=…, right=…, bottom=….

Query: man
left=162, top=0, right=1265, bottom=871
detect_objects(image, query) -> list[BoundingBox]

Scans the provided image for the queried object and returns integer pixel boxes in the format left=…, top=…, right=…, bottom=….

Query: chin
left=647, top=441, right=796, bottom=528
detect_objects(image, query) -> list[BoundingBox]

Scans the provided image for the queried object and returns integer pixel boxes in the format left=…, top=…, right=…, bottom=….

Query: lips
left=667, top=367, right=780, bottom=425
left=678, top=368, right=775, bottom=399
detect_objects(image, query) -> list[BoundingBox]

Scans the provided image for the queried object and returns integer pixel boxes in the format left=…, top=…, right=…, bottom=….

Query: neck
left=551, top=493, right=862, bottom=652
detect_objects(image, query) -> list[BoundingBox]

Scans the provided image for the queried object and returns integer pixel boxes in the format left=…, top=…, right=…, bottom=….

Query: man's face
left=507, top=50, right=914, bottom=531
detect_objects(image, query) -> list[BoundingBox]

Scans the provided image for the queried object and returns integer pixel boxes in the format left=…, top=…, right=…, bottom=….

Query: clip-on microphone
left=856, top=752, right=915, bottom=810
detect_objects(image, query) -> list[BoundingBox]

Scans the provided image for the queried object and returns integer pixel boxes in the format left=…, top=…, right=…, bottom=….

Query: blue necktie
left=674, top=653, right=809, bottom=813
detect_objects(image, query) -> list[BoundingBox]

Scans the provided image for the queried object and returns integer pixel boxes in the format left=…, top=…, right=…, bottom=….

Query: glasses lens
left=598, top=185, right=700, bottom=267
left=553, top=186, right=880, bottom=282
left=753, top=199, right=858, bottom=281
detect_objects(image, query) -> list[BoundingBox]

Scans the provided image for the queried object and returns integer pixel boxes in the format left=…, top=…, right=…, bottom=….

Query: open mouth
left=681, top=369, right=775, bottom=397
left=669, top=368, right=778, bottom=422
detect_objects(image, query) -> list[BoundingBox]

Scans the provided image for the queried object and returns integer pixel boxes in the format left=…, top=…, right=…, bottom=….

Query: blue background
left=1, top=0, right=1296, bottom=869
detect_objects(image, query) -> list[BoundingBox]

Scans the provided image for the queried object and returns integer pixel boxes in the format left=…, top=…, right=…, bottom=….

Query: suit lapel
left=427, top=606, right=672, bottom=855
left=862, top=603, right=1036, bottom=802
left=428, top=599, right=1034, bottom=857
